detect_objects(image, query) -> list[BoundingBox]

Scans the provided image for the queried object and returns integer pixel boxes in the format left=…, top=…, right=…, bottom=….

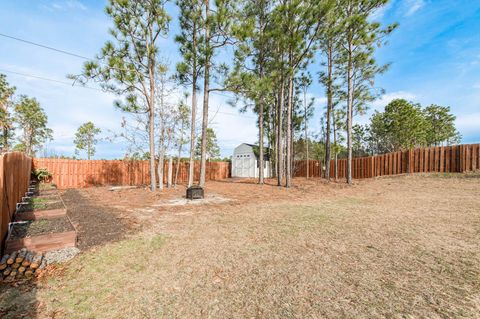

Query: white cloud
left=473, top=83, right=480, bottom=89
left=456, top=113, right=480, bottom=134
left=405, top=0, right=425, bottom=17
left=208, top=93, right=258, bottom=157
left=370, top=0, right=395, bottom=21
left=355, top=91, right=417, bottom=126
left=42, top=0, right=87, bottom=12
left=370, top=91, right=417, bottom=111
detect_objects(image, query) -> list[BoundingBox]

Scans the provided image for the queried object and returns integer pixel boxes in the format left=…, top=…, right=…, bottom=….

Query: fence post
left=459, top=145, right=464, bottom=172
left=407, top=149, right=412, bottom=174
left=369, top=157, right=373, bottom=178
left=472, top=145, right=477, bottom=170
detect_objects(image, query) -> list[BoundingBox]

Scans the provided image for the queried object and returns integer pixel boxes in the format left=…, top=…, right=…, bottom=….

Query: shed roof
left=234, top=143, right=271, bottom=159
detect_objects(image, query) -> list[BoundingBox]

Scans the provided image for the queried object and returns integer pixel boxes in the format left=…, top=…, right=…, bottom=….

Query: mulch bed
left=61, top=189, right=132, bottom=250
left=9, top=217, right=74, bottom=240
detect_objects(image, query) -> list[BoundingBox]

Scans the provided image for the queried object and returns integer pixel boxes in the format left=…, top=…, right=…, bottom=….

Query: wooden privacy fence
left=294, top=144, right=480, bottom=179
left=32, top=158, right=231, bottom=189
left=0, top=152, right=32, bottom=250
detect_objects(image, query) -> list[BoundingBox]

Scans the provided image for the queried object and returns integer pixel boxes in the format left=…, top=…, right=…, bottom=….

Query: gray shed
left=232, top=143, right=272, bottom=178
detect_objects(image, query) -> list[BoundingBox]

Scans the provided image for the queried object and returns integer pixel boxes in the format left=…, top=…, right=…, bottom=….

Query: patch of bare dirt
left=60, top=189, right=134, bottom=250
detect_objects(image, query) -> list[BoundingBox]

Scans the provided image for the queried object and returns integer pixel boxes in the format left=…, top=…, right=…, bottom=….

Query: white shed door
left=235, top=155, right=255, bottom=177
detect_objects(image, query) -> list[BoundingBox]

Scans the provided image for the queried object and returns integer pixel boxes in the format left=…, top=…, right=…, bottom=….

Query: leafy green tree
left=423, top=104, right=460, bottom=146
left=125, top=152, right=151, bottom=161
left=175, top=0, right=205, bottom=187
left=195, top=127, right=220, bottom=160
left=74, top=122, right=101, bottom=159
left=352, top=123, right=369, bottom=156
left=369, top=99, right=429, bottom=152
left=0, top=74, right=16, bottom=152
left=72, top=0, right=170, bottom=191
left=14, top=96, right=53, bottom=156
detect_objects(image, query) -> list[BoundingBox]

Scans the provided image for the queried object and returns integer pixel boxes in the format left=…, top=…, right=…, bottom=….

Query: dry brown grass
left=2, top=173, right=480, bottom=318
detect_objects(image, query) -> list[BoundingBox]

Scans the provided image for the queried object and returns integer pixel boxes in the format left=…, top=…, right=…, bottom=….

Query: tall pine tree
left=72, top=0, right=170, bottom=191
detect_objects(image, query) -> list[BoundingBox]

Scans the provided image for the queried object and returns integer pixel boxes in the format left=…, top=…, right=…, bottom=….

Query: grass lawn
left=1, top=173, right=480, bottom=318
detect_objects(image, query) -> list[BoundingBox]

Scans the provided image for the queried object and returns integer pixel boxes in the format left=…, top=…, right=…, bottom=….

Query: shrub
left=32, top=168, right=52, bottom=183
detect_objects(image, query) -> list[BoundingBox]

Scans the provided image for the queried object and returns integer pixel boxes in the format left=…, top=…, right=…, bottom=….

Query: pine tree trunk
left=158, top=142, right=165, bottom=190
left=188, top=26, right=198, bottom=188
left=259, top=99, right=264, bottom=184
left=286, top=71, right=293, bottom=188
left=304, top=86, right=309, bottom=179
left=199, top=0, right=210, bottom=188
left=147, top=40, right=157, bottom=191
left=174, top=152, right=182, bottom=187
left=26, top=131, right=33, bottom=157
left=277, top=80, right=284, bottom=186
left=346, top=41, right=353, bottom=185
left=324, top=44, right=333, bottom=181
left=167, top=157, right=173, bottom=188
left=333, top=110, right=338, bottom=181
left=272, top=96, right=277, bottom=179
left=148, top=100, right=156, bottom=191
left=174, top=125, right=184, bottom=187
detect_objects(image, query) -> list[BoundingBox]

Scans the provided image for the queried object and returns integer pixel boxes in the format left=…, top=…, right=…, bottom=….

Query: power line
left=0, top=68, right=257, bottom=119
left=0, top=32, right=133, bottom=73
left=0, top=68, right=109, bottom=92
left=1, top=33, right=257, bottom=119
left=215, top=110, right=256, bottom=119
left=0, top=32, right=91, bottom=60
left=0, top=32, right=245, bottom=99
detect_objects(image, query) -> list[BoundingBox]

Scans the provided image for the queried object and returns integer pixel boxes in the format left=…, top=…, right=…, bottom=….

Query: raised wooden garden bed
left=5, top=217, right=77, bottom=254
left=15, top=208, right=67, bottom=221
left=17, top=197, right=65, bottom=212
left=37, top=183, right=58, bottom=196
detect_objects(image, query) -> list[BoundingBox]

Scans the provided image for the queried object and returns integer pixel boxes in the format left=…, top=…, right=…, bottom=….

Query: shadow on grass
left=0, top=281, right=38, bottom=318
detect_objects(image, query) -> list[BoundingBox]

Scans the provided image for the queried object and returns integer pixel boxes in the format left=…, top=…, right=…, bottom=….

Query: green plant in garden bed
left=29, top=198, right=50, bottom=204
left=31, top=168, right=52, bottom=183
left=20, top=197, right=64, bottom=212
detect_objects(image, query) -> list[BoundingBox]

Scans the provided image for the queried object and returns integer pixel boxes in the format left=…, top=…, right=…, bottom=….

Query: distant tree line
left=351, top=99, right=460, bottom=157
left=0, top=73, right=53, bottom=157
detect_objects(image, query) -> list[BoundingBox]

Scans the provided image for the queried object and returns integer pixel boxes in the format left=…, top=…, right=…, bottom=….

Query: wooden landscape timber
left=0, top=249, right=45, bottom=282
left=5, top=230, right=77, bottom=254
left=0, top=171, right=78, bottom=258
left=15, top=208, right=68, bottom=221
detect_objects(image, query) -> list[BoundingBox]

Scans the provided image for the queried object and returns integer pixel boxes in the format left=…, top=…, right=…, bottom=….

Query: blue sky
left=0, top=0, right=479, bottom=159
